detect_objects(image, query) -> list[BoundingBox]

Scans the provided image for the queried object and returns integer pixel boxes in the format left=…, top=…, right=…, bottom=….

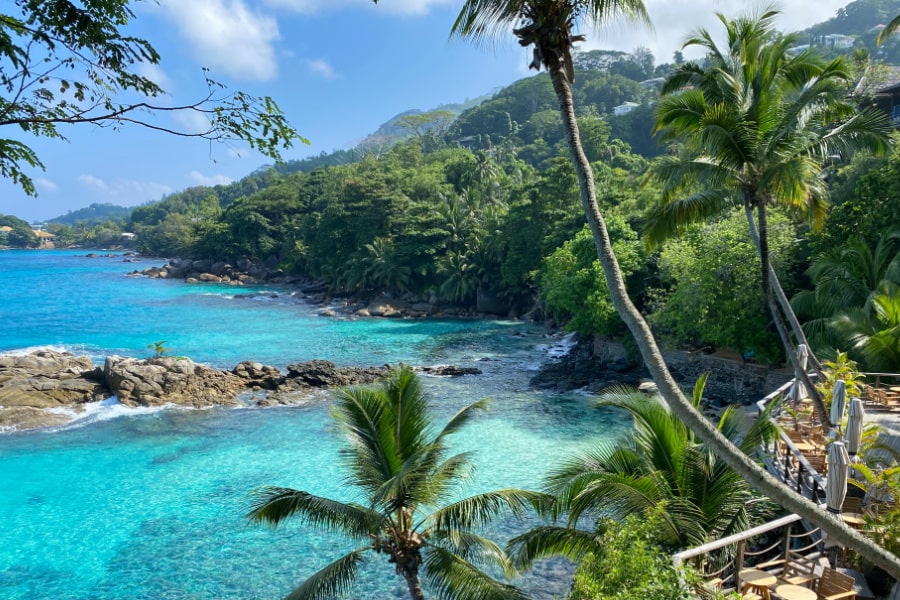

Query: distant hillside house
left=121, top=232, right=137, bottom=241
left=33, top=230, right=57, bottom=244
left=613, top=101, right=640, bottom=116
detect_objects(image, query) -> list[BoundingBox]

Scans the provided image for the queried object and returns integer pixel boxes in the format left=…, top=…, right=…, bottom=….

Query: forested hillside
left=28, top=5, right=900, bottom=373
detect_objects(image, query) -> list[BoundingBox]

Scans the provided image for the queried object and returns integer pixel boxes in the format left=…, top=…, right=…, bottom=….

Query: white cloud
left=136, top=62, right=171, bottom=91
left=158, top=0, right=280, bottom=81
left=189, top=171, right=234, bottom=186
left=172, top=109, right=213, bottom=135
left=77, top=175, right=173, bottom=205
left=305, top=58, right=340, bottom=79
left=262, top=0, right=454, bottom=15
left=34, top=178, right=59, bottom=193
left=581, top=0, right=850, bottom=62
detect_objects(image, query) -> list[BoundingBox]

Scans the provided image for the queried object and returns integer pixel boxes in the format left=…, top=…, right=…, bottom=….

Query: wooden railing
left=673, top=513, right=824, bottom=593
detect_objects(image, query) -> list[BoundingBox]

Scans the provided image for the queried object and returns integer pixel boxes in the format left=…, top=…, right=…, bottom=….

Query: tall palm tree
left=451, top=0, right=900, bottom=576
left=248, top=366, right=546, bottom=600
left=649, top=9, right=892, bottom=429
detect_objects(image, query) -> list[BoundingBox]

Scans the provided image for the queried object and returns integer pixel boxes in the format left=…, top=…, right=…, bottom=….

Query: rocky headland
left=0, top=350, right=482, bottom=433
left=131, top=257, right=522, bottom=319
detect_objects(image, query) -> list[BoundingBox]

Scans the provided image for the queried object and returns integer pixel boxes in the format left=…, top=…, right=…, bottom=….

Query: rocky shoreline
left=131, top=257, right=526, bottom=319
left=0, top=350, right=482, bottom=433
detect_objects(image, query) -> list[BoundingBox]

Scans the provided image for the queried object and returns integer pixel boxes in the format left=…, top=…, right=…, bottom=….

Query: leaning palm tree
left=451, top=0, right=900, bottom=577
left=649, top=8, right=892, bottom=429
left=508, top=377, right=777, bottom=566
left=248, top=366, right=546, bottom=600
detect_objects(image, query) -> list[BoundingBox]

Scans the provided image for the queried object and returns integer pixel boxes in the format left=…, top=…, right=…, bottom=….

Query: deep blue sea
left=0, top=250, right=628, bottom=599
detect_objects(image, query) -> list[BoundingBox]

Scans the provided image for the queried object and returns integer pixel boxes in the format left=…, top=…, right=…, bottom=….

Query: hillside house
left=613, top=101, right=640, bottom=116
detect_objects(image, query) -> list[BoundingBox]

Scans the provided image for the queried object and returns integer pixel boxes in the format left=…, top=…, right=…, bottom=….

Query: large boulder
left=103, top=356, right=244, bottom=408
left=232, top=361, right=283, bottom=390
left=0, top=350, right=107, bottom=408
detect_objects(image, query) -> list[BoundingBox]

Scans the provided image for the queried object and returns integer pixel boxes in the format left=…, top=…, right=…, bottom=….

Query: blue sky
left=2, top=0, right=850, bottom=223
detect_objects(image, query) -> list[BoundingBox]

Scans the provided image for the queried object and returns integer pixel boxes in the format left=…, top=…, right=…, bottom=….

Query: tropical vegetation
left=247, top=367, right=546, bottom=600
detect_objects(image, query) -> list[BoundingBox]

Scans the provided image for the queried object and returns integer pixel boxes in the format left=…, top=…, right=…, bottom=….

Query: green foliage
left=792, top=229, right=900, bottom=364
left=540, top=218, right=644, bottom=336
left=1, top=0, right=302, bottom=196
left=816, top=140, right=900, bottom=254
left=48, top=203, right=132, bottom=227
left=247, top=366, right=545, bottom=600
left=0, top=213, right=38, bottom=247
left=814, top=351, right=864, bottom=406
left=649, top=210, right=797, bottom=363
left=147, top=341, right=169, bottom=359
left=568, top=511, right=692, bottom=600
left=544, top=385, right=777, bottom=549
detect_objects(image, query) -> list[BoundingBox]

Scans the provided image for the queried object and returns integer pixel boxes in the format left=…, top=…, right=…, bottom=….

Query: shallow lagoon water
left=0, top=250, right=628, bottom=599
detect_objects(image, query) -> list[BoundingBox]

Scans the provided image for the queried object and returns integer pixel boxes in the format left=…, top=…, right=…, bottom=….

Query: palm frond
left=506, top=525, right=601, bottom=569
left=246, top=487, right=382, bottom=539
left=427, top=489, right=553, bottom=534
left=423, top=545, right=529, bottom=600
left=283, top=549, right=367, bottom=600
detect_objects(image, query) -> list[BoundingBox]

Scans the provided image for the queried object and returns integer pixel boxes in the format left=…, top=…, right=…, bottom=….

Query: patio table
left=774, top=583, right=816, bottom=600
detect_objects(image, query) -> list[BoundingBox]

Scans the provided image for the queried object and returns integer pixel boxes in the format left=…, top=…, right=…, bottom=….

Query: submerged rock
left=419, top=365, right=482, bottom=377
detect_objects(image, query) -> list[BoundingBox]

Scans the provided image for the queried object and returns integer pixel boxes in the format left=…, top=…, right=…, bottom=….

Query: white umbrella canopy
left=847, top=397, right=865, bottom=459
left=789, top=344, right=810, bottom=406
left=831, top=379, right=847, bottom=433
left=826, top=441, right=851, bottom=516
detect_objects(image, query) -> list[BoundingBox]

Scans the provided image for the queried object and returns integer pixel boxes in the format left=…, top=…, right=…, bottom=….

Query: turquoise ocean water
left=0, top=250, right=628, bottom=599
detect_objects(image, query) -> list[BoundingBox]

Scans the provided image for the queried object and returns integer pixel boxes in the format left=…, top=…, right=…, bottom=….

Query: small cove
left=0, top=250, right=629, bottom=599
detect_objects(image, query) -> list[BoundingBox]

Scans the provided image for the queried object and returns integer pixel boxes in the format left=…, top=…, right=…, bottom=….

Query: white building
left=613, top=101, right=640, bottom=116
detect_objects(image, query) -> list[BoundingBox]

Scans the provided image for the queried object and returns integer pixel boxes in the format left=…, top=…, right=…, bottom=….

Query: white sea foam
left=535, top=331, right=577, bottom=360
left=47, top=397, right=175, bottom=431
left=1, top=344, right=72, bottom=356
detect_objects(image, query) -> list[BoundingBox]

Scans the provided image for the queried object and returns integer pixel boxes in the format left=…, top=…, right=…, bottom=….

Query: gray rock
left=0, top=350, right=107, bottom=408
left=192, top=259, right=212, bottom=273
left=103, top=356, right=244, bottom=408
left=419, top=365, right=482, bottom=377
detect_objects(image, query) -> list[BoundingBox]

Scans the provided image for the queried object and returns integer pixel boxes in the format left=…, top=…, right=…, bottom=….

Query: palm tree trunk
left=401, top=569, right=426, bottom=600
left=546, top=63, right=900, bottom=578
left=743, top=205, right=823, bottom=374
left=747, top=203, right=831, bottom=431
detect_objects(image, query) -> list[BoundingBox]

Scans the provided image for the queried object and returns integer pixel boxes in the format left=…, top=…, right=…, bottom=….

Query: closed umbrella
left=789, top=344, right=809, bottom=406
left=831, top=380, right=847, bottom=435
left=826, top=441, right=851, bottom=516
left=847, top=397, right=865, bottom=460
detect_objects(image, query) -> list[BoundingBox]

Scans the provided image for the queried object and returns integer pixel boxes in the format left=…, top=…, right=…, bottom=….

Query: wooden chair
left=816, top=568, right=856, bottom=600
left=842, top=496, right=864, bottom=515
left=805, top=454, right=827, bottom=475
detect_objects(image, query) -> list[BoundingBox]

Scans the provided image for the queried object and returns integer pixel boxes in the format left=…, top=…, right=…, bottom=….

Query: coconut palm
left=832, top=284, right=900, bottom=372
left=792, top=228, right=900, bottom=352
left=247, top=366, right=546, bottom=600
left=451, top=0, right=900, bottom=577
left=508, top=377, right=777, bottom=567
left=649, top=8, right=892, bottom=429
